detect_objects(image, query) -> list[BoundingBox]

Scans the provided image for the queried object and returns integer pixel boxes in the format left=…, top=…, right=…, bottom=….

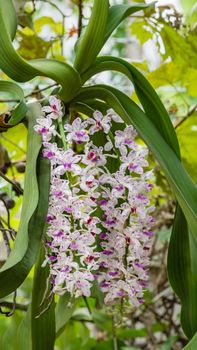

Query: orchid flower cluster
left=34, top=96, right=155, bottom=307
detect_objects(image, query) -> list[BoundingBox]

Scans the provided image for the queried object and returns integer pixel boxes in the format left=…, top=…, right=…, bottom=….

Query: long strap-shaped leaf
left=31, top=247, right=55, bottom=350
left=168, top=207, right=197, bottom=339
left=0, top=0, right=81, bottom=102
left=80, top=57, right=197, bottom=338
left=0, top=102, right=50, bottom=298
left=74, top=0, right=109, bottom=74
left=104, top=2, right=156, bottom=45
left=0, top=81, right=27, bottom=125
left=72, top=85, right=197, bottom=239
left=81, top=56, right=180, bottom=156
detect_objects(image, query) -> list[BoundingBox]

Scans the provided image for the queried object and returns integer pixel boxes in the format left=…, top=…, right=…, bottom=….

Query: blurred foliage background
left=0, top=0, right=197, bottom=349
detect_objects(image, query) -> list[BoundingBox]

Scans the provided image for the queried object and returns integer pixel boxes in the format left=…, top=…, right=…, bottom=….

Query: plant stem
left=57, top=118, right=68, bottom=150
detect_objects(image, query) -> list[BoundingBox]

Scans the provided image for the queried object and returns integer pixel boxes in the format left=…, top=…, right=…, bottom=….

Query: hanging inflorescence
left=34, top=96, right=155, bottom=307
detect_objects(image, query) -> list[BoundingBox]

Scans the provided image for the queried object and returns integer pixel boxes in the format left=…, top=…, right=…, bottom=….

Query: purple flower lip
left=134, top=262, right=144, bottom=269
left=87, top=151, right=98, bottom=162
left=128, top=163, right=137, bottom=171
left=51, top=104, right=57, bottom=111
left=75, top=131, right=86, bottom=138
left=49, top=255, right=57, bottom=262
left=70, top=242, right=78, bottom=250
left=44, top=151, right=55, bottom=158
left=99, top=199, right=108, bottom=205
left=125, top=236, right=130, bottom=245
left=100, top=281, right=110, bottom=288
left=143, top=246, right=150, bottom=251
left=99, top=261, right=108, bottom=268
left=148, top=184, right=154, bottom=189
left=100, top=233, right=108, bottom=240
left=63, top=162, right=72, bottom=170
left=116, top=291, right=126, bottom=297
left=40, top=127, right=48, bottom=134
left=131, top=206, right=137, bottom=214
left=150, top=217, right=156, bottom=224
left=54, top=191, right=63, bottom=198
left=61, top=266, right=70, bottom=273
left=139, top=280, right=148, bottom=287
left=143, top=230, right=154, bottom=237
left=46, top=214, right=55, bottom=223
left=65, top=207, right=72, bottom=213
left=86, top=181, right=94, bottom=188
left=85, top=255, right=95, bottom=263
left=137, top=194, right=147, bottom=200
left=54, top=230, right=64, bottom=237
left=105, top=218, right=116, bottom=225
left=114, top=185, right=124, bottom=191
left=108, top=271, right=118, bottom=276
left=102, top=249, right=114, bottom=256
left=138, top=298, right=145, bottom=305
left=86, top=217, right=93, bottom=225
left=96, top=120, right=102, bottom=129
left=124, top=138, right=133, bottom=145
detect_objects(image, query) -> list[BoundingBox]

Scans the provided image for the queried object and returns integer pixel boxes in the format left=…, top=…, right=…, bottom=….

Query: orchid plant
left=0, top=1, right=197, bottom=349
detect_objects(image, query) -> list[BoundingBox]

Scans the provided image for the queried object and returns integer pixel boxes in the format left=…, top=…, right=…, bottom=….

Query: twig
left=175, top=104, right=197, bottom=129
left=0, top=221, right=11, bottom=256
left=0, top=98, right=20, bottom=103
left=78, top=0, right=83, bottom=38
left=0, top=220, right=17, bottom=317
left=0, top=170, right=23, bottom=195
left=0, top=134, right=26, bottom=153
left=0, top=301, right=28, bottom=312
left=0, top=83, right=59, bottom=104
left=25, top=83, right=58, bottom=98
left=0, top=291, right=17, bottom=317
left=0, top=198, right=11, bottom=229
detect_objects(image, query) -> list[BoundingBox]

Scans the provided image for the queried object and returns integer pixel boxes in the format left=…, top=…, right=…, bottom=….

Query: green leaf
left=130, top=19, right=153, bottom=45
left=183, top=332, right=197, bottom=349
left=0, top=102, right=50, bottom=298
left=104, top=2, right=155, bottom=44
left=177, top=113, right=197, bottom=182
left=146, top=61, right=185, bottom=89
left=17, top=27, right=51, bottom=60
left=34, top=16, right=63, bottom=36
left=160, top=24, right=197, bottom=69
left=17, top=308, right=32, bottom=350
left=31, top=246, right=55, bottom=350
left=74, top=0, right=109, bottom=74
left=1, top=312, right=23, bottom=350
left=0, top=81, right=27, bottom=125
left=0, top=0, right=81, bottom=102
left=56, top=293, right=76, bottom=337
left=168, top=206, right=197, bottom=338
